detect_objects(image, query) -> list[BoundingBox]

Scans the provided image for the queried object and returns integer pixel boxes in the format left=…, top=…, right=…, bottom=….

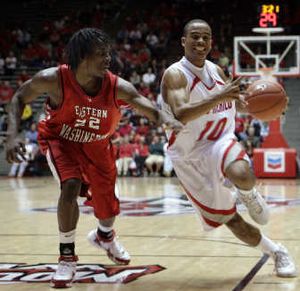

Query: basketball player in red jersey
left=160, top=19, right=297, bottom=278
left=5, top=28, right=182, bottom=288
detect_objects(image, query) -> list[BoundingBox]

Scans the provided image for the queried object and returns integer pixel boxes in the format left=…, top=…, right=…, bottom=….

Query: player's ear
left=181, top=36, right=186, bottom=48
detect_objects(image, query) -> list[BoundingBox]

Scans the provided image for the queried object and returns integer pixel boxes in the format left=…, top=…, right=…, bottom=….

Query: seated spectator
left=17, top=69, right=31, bottom=86
left=134, top=136, right=149, bottom=177
left=142, top=67, right=156, bottom=87
left=8, top=149, right=29, bottom=178
left=8, top=136, right=39, bottom=178
left=250, top=118, right=264, bottom=139
left=146, top=31, right=159, bottom=52
left=242, top=125, right=262, bottom=161
left=138, top=44, right=151, bottom=70
left=116, top=135, right=134, bottom=176
left=22, top=43, right=38, bottom=67
left=49, top=29, right=61, bottom=46
left=0, top=81, right=14, bottom=105
left=138, top=81, right=151, bottom=97
left=25, top=122, right=38, bottom=145
left=129, top=70, right=141, bottom=87
left=145, top=135, right=164, bottom=176
left=155, top=32, right=169, bottom=58
left=119, top=119, right=133, bottom=137
left=136, top=117, right=149, bottom=136
left=129, top=28, right=142, bottom=42
left=163, top=137, right=173, bottom=177
left=235, top=113, right=247, bottom=141
left=5, top=51, right=17, bottom=75
left=210, top=45, right=221, bottom=63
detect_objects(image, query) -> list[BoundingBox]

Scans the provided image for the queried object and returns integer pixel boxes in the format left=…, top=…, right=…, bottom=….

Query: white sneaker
left=87, top=229, right=131, bottom=265
left=50, top=255, right=78, bottom=288
left=271, top=244, right=298, bottom=278
left=237, top=189, right=269, bottom=225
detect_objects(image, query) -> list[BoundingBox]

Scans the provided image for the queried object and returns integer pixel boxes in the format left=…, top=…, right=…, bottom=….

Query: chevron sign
left=264, top=151, right=285, bottom=172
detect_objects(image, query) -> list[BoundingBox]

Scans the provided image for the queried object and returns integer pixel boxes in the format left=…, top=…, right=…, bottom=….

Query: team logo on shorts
left=0, top=263, right=165, bottom=284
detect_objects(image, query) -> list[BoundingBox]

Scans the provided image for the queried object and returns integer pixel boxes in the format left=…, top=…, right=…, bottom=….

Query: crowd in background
left=3, top=0, right=296, bottom=177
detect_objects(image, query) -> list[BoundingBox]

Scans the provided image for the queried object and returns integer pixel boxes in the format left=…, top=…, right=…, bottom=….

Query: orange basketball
left=245, top=79, right=288, bottom=121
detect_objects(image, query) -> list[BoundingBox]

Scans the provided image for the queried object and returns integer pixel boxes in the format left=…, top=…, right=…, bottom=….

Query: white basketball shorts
left=172, top=138, right=250, bottom=231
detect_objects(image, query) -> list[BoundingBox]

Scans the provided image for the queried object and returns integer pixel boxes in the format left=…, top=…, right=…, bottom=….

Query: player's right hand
left=6, top=139, right=27, bottom=163
left=218, top=77, right=248, bottom=106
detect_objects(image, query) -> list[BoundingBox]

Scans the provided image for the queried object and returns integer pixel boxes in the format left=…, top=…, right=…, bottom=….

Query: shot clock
left=259, top=4, right=280, bottom=28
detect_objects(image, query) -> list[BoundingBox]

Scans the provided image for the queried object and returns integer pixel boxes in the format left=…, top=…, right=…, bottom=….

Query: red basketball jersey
left=38, top=65, right=121, bottom=150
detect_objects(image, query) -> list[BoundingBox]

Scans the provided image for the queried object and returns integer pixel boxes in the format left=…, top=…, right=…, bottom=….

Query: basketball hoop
left=258, top=67, right=277, bottom=81
left=252, top=27, right=284, bottom=35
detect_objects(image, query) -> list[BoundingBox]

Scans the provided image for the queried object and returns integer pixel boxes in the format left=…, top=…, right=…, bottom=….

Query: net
left=258, top=67, right=277, bottom=82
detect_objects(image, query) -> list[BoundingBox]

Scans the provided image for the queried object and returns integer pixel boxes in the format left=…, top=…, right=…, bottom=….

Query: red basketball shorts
left=42, top=139, right=120, bottom=219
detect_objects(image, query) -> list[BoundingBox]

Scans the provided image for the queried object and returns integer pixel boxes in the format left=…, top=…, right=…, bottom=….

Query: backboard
left=234, top=27, right=300, bottom=77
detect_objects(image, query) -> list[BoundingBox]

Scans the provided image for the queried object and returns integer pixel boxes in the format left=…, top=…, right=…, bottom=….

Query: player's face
left=85, top=47, right=111, bottom=77
left=181, top=23, right=212, bottom=67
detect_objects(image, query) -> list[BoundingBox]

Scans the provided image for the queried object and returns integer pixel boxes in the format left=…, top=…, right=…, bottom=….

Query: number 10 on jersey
left=197, top=118, right=227, bottom=141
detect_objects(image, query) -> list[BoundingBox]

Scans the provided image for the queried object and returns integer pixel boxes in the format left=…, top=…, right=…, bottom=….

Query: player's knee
left=226, top=213, right=242, bottom=229
left=61, top=178, right=82, bottom=201
left=226, top=161, right=255, bottom=189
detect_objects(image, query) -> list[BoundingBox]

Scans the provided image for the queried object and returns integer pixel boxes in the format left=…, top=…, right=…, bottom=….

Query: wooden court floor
left=0, top=176, right=299, bottom=290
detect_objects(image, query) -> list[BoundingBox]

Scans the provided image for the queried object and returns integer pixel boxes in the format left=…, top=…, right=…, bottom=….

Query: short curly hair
left=183, top=19, right=211, bottom=36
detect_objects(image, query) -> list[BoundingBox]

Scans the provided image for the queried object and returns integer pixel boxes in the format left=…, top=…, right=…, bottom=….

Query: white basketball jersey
left=160, top=57, right=236, bottom=160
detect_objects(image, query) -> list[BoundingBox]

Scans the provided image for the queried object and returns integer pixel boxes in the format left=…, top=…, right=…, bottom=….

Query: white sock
left=98, top=223, right=113, bottom=233
left=258, top=234, right=280, bottom=254
left=59, top=229, right=76, bottom=244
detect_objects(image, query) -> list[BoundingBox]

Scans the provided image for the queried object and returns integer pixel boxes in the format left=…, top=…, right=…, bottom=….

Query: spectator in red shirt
left=235, top=113, right=247, bottom=141
left=138, top=81, right=151, bottom=97
left=116, top=135, right=134, bottom=176
left=119, top=119, right=133, bottom=137
left=136, top=117, right=149, bottom=136
left=134, top=136, right=149, bottom=177
left=0, top=81, right=14, bottom=105
left=22, top=43, right=38, bottom=66
left=17, top=69, right=31, bottom=86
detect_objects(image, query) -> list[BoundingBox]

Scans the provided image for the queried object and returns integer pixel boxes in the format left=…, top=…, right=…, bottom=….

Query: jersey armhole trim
left=44, top=66, right=65, bottom=112
left=113, top=76, right=119, bottom=109
left=58, top=66, right=65, bottom=108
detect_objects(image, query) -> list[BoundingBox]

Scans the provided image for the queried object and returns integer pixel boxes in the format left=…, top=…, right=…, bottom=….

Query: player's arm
left=116, top=77, right=182, bottom=130
left=162, top=67, right=243, bottom=124
left=216, top=66, right=248, bottom=113
left=6, top=68, right=60, bottom=163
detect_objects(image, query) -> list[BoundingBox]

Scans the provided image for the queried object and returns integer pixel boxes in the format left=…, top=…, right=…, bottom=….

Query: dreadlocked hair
left=64, top=27, right=111, bottom=70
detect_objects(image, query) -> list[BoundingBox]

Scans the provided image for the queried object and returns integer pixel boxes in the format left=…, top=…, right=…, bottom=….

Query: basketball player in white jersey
left=160, top=19, right=296, bottom=277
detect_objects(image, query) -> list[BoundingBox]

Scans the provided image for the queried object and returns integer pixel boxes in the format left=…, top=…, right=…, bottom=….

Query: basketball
left=245, top=79, right=288, bottom=121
